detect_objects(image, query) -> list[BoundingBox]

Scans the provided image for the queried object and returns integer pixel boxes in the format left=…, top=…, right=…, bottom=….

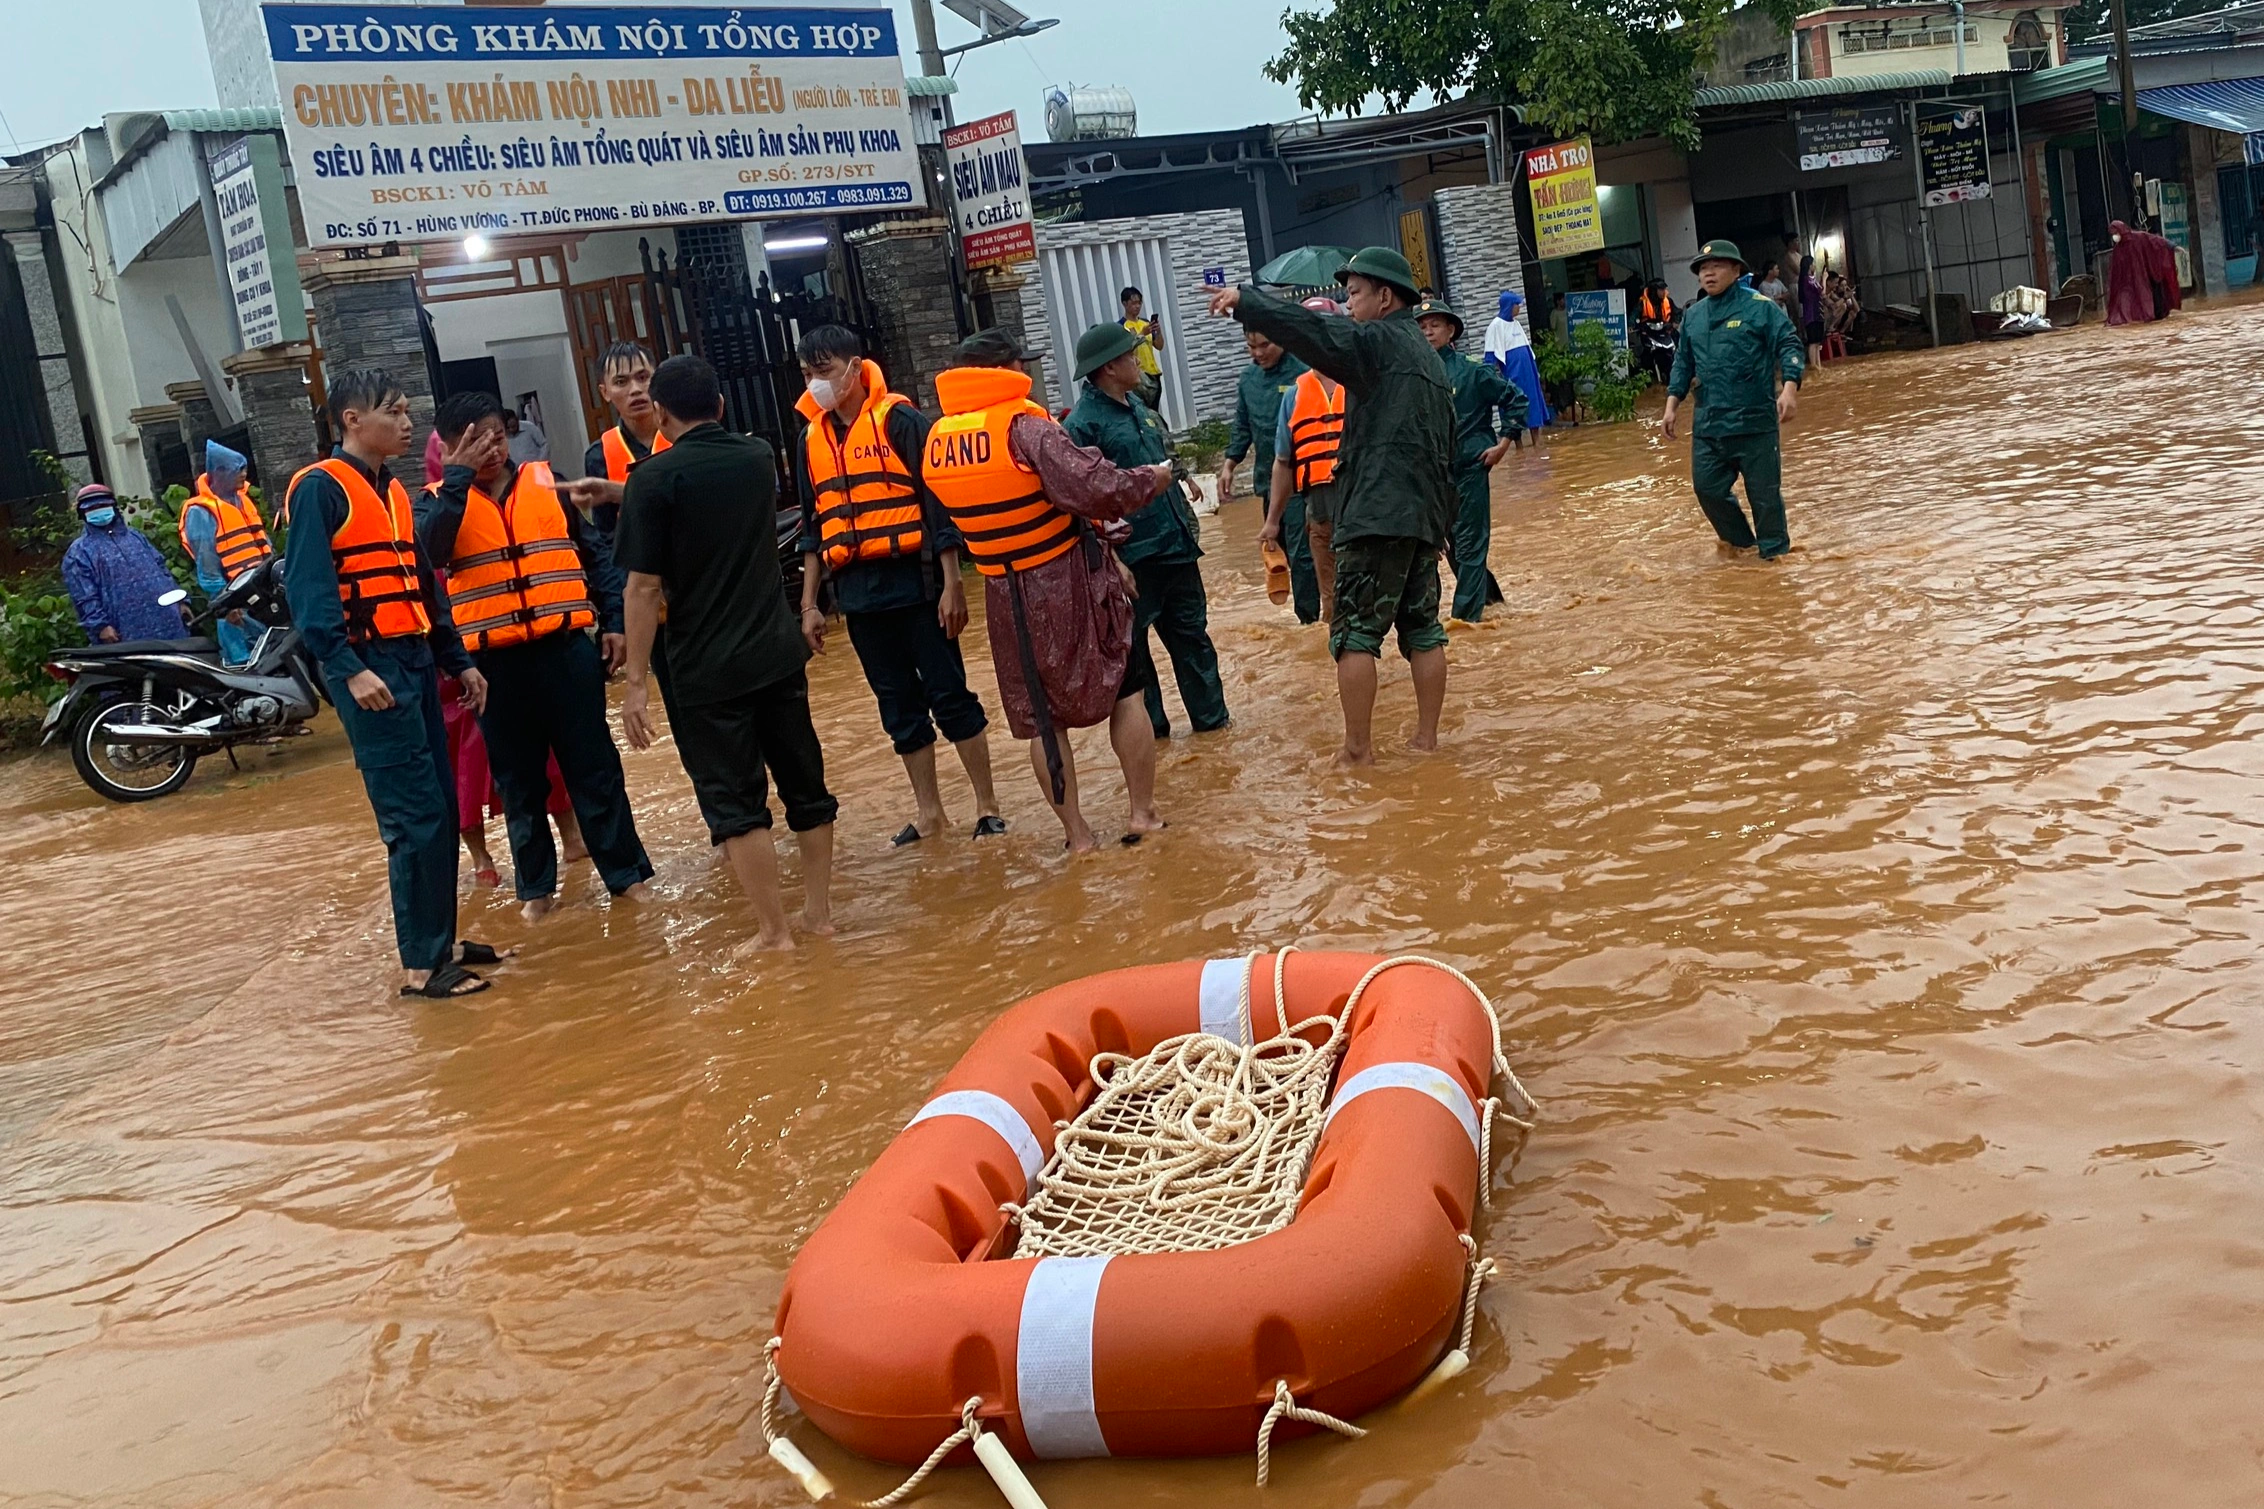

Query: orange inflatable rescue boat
left=759, top=950, right=1536, bottom=1501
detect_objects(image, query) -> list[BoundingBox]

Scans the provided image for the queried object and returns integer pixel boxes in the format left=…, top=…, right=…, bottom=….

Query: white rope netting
left=1008, top=952, right=1532, bottom=1262
left=1008, top=952, right=1344, bottom=1258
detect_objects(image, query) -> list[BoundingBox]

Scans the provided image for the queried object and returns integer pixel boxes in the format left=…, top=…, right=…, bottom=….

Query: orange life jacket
left=288, top=456, right=431, bottom=644
left=433, top=461, right=595, bottom=652
left=1640, top=289, right=1675, bottom=322
left=798, top=359, right=924, bottom=572
left=923, top=367, right=1079, bottom=578
left=1288, top=370, right=1345, bottom=493
left=599, top=423, right=671, bottom=482
left=179, top=474, right=273, bottom=577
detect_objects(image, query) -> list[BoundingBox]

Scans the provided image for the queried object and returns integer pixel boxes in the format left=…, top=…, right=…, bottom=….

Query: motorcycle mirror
left=158, top=588, right=189, bottom=607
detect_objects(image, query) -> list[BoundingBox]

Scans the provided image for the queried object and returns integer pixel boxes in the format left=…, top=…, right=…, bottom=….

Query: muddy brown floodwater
left=9, top=303, right=2264, bottom=1508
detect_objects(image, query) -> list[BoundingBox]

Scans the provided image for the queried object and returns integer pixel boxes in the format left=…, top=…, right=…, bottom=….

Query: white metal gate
left=1036, top=236, right=1193, bottom=428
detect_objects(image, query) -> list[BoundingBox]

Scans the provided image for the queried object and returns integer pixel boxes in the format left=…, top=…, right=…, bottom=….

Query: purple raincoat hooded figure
left=1482, top=290, right=1553, bottom=431
left=61, top=484, right=192, bottom=644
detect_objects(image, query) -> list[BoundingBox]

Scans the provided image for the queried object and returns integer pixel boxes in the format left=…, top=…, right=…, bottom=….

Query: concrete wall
left=1650, top=179, right=1704, bottom=304
left=115, top=255, right=242, bottom=410
left=40, top=136, right=162, bottom=491
left=1433, top=181, right=1530, bottom=358
left=1819, top=11, right=2065, bottom=79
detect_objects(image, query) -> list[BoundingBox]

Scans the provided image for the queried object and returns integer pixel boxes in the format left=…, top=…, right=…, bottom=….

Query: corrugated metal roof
left=1694, top=69, right=1955, bottom=107
left=160, top=107, right=284, bottom=133
left=2012, top=57, right=2111, bottom=104
left=97, top=128, right=205, bottom=269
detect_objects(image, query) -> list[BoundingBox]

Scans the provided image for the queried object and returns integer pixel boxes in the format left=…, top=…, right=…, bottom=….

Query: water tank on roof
left=1045, top=86, right=1138, bottom=143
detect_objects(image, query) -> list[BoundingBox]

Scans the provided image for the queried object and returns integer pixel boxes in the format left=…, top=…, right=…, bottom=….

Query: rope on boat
left=759, top=950, right=1540, bottom=1499
left=760, top=1344, right=1051, bottom=1508
left=1255, top=1379, right=1368, bottom=1488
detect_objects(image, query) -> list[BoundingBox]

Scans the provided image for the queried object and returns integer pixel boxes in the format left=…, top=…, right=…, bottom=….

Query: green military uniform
left=1064, top=326, right=1228, bottom=736
left=1233, top=252, right=1454, bottom=662
left=1417, top=297, right=1520, bottom=622
left=1667, top=240, right=1806, bottom=558
left=1226, top=348, right=1314, bottom=619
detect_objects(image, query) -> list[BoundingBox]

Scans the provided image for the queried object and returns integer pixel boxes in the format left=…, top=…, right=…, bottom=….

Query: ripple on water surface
left=6, top=306, right=2264, bottom=1505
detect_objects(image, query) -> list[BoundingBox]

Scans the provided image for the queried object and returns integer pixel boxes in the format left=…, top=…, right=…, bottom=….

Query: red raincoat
left=2105, top=220, right=2182, bottom=326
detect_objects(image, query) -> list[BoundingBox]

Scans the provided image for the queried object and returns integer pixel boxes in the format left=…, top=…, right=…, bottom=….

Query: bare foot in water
left=734, top=929, right=796, bottom=958
left=617, top=882, right=652, bottom=903
left=1127, top=809, right=1167, bottom=835
left=1334, top=744, right=1376, bottom=769
left=801, top=902, right=835, bottom=937
left=521, top=895, right=555, bottom=923
left=1408, top=731, right=1440, bottom=752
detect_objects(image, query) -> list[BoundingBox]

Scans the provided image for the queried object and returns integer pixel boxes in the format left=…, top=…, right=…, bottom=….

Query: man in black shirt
left=615, top=355, right=838, bottom=953
left=792, top=325, right=1001, bottom=846
left=280, top=368, right=500, bottom=998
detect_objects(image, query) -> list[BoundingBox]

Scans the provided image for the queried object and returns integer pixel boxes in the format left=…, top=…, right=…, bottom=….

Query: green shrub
left=0, top=575, right=80, bottom=705
left=1534, top=322, right=1651, bottom=424
left=1173, top=415, right=1233, bottom=472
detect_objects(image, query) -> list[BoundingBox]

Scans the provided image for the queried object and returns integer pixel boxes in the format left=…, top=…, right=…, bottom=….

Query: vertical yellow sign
left=1524, top=135, right=1605, bottom=261
left=1398, top=207, right=1436, bottom=295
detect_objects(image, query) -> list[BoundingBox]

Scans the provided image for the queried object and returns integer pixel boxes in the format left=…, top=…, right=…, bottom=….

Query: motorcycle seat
left=67, top=636, right=220, bottom=659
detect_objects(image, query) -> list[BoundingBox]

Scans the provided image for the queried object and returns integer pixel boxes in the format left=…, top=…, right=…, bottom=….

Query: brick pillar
left=127, top=403, right=185, bottom=495
left=166, top=380, right=223, bottom=458
left=1433, top=182, right=1531, bottom=360
left=847, top=218, right=961, bottom=410
left=222, top=343, right=321, bottom=501
left=974, top=262, right=1033, bottom=352
left=301, top=253, right=432, bottom=488
left=4, top=229, right=93, bottom=484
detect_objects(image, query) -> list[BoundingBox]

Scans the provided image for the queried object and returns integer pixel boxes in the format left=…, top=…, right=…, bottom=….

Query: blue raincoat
left=63, top=514, right=192, bottom=643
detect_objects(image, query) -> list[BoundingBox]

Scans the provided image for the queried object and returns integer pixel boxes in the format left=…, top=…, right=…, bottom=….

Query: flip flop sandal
left=891, top=823, right=924, bottom=847
left=402, top=962, right=489, bottom=1000
left=972, top=815, right=1008, bottom=838
left=458, top=941, right=510, bottom=966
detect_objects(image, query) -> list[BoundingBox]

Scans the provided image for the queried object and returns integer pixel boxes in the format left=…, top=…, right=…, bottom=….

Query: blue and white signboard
left=263, top=5, right=921, bottom=246
left=1563, top=288, right=1628, bottom=351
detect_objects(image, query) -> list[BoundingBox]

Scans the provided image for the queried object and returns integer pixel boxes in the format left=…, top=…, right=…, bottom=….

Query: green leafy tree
left=1269, top=0, right=1801, bottom=150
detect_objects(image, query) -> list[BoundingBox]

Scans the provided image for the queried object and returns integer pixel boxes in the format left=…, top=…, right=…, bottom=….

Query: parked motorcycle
left=1636, top=315, right=1680, bottom=386
left=40, top=557, right=325, bottom=802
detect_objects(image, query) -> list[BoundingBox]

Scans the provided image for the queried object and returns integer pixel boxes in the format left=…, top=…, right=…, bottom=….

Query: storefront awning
left=2137, top=77, right=2264, bottom=132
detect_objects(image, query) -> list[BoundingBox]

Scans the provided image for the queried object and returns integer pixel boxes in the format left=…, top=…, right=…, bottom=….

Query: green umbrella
left=1256, top=244, right=1356, bottom=290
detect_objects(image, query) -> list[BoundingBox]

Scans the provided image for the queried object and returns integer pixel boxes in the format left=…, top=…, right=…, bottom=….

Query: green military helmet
left=1412, top=295, right=1464, bottom=339
left=1337, top=246, right=1423, bottom=304
left=1689, top=238, right=1747, bottom=274
left=1073, top=321, right=1143, bottom=381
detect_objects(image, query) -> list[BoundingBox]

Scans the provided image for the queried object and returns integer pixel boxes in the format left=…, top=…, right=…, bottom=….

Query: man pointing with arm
left=1209, top=247, right=1457, bottom=767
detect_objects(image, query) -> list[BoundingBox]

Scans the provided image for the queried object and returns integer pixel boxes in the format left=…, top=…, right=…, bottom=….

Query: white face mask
left=807, top=374, right=854, bottom=412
